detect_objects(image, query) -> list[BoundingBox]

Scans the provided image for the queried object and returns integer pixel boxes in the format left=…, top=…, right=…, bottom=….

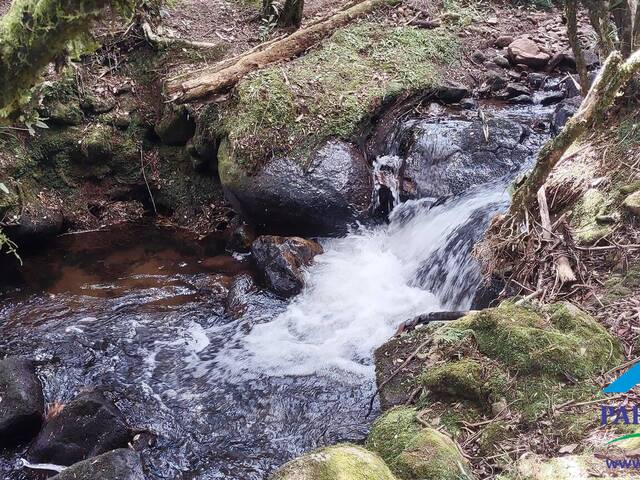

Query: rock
left=471, top=50, right=486, bottom=63
left=28, top=391, right=131, bottom=466
left=511, top=454, right=600, bottom=480
left=81, top=124, right=114, bottom=163
left=251, top=235, right=323, bottom=297
left=484, top=70, right=508, bottom=92
left=396, top=116, right=531, bottom=199
left=6, top=202, right=64, bottom=244
left=508, top=94, right=534, bottom=104
left=504, top=82, right=531, bottom=98
left=155, top=105, right=196, bottom=146
left=269, top=444, right=396, bottom=480
left=495, top=35, right=514, bottom=48
left=539, top=90, right=566, bottom=106
left=563, top=76, right=582, bottom=98
left=227, top=217, right=257, bottom=253
left=219, top=139, right=372, bottom=236
left=50, top=449, right=145, bottom=480
left=507, top=37, right=551, bottom=69
left=434, top=82, right=470, bottom=104
left=225, top=273, right=257, bottom=319
left=548, top=51, right=576, bottom=71
left=493, top=54, right=510, bottom=68
left=48, top=102, right=84, bottom=126
left=366, top=407, right=474, bottom=480
left=527, top=72, right=547, bottom=89
left=0, top=358, right=44, bottom=446
left=623, top=191, right=640, bottom=217
left=80, top=95, right=116, bottom=114
left=552, top=96, right=582, bottom=133
left=459, top=98, right=476, bottom=109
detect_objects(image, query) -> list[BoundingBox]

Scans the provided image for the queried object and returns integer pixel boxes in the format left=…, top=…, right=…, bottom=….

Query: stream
left=0, top=102, right=552, bottom=479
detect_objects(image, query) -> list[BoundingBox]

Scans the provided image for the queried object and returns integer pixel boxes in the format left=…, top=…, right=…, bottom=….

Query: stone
left=434, top=82, right=470, bottom=104
left=366, top=407, right=474, bottom=480
left=563, top=76, right=582, bottom=98
left=227, top=216, right=257, bottom=253
left=251, top=236, right=323, bottom=297
left=155, top=105, right=196, bottom=146
left=507, top=37, right=551, bottom=70
left=459, top=98, right=476, bottom=109
left=80, top=95, right=116, bottom=114
left=471, top=50, right=486, bottom=63
left=527, top=72, right=547, bottom=89
left=219, top=139, right=372, bottom=236
left=504, top=82, right=531, bottom=98
left=48, top=102, right=83, bottom=126
left=28, top=391, right=132, bottom=466
left=0, top=358, right=44, bottom=447
left=484, top=70, right=508, bottom=92
left=493, top=54, right=510, bottom=68
left=508, top=94, right=534, bottom=104
left=81, top=124, right=114, bottom=163
left=623, top=191, right=640, bottom=217
left=548, top=52, right=576, bottom=71
left=50, top=449, right=145, bottom=480
left=396, top=116, right=531, bottom=199
left=6, top=201, right=64, bottom=244
left=225, top=273, right=257, bottom=319
left=269, top=444, right=397, bottom=480
left=552, top=96, right=582, bottom=133
left=495, top=35, right=514, bottom=48
left=539, top=90, right=566, bottom=106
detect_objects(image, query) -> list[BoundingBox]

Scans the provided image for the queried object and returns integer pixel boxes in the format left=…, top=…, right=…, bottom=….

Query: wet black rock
left=539, top=90, right=566, bottom=106
left=28, top=391, right=131, bottom=466
left=459, top=98, right=476, bottom=110
left=508, top=94, right=534, bottom=104
left=225, top=273, right=257, bottom=319
left=227, top=216, right=257, bottom=253
left=502, top=83, right=531, bottom=99
left=155, top=105, right=196, bottom=146
left=527, top=72, right=547, bottom=89
left=393, top=117, right=531, bottom=200
left=219, top=139, right=372, bottom=236
left=50, top=449, right=145, bottom=480
left=552, top=96, right=582, bottom=133
left=6, top=203, right=64, bottom=244
left=471, top=50, right=486, bottom=64
left=251, top=236, right=323, bottom=297
left=434, top=82, right=470, bottom=104
left=0, top=358, right=44, bottom=446
left=483, top=70, right=508, bottom=92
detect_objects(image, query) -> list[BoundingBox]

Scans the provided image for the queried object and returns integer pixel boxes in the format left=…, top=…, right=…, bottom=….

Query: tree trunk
left=0, top=0, right=120, bottom=116
left=509, top=50, right=640, bottom=215
left=633, top=0, right=640, bottom=50
left=166, top=0, right=388, bottom=102
left=584, top=0, right=615, bottom=58
left=566, top=0, right=589, bottom=92
left=611, top=0, right=633, bottom=57
left=278, top=0, right=304, bottom=28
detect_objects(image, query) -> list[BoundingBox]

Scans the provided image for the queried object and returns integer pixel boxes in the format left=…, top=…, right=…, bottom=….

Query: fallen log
left=142, top=21, right=223, bottom=50
left=394, top=310, right=474, bottom=336
left=165, top=0, right=390, bottom=102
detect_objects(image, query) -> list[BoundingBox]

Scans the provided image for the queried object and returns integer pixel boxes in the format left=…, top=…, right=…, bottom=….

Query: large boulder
left=251, top=235, right=323, bottom=297
left=50, top=449, right=145, bottom=480
left=269, top=444, right=397, bottom=480
left=219, top=139, right=372, bottom=236
left=28, top=390, right=132, bottom=466
left=393, top=117, right=531, bottom=200
left=507, top=37, right=551, bottom=70
left=0, top=357, right=44, bottom=446
left=366, top=407, right=474, bottom=480
left=155, top=105, right=196, bottom=146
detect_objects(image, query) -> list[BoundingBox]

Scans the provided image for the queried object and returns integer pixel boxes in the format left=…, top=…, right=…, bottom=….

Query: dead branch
left=142, top=21, right=223, bottom=50
left=166, top=0, right=390, bottom=102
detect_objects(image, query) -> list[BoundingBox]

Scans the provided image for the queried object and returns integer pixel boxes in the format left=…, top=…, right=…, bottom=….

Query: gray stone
left=50, top=449, right=145, bottom=480
left=495, top=35, right=514, bottom=48
left=0, top=358, right=44, bottom=447
left=507, top=37, right=551, bottom=69
left=493, top=55, right=510, bottom=68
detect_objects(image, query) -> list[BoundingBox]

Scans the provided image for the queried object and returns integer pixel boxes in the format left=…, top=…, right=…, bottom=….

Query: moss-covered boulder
left=571, top=188, right=614, bottom=244
left=155, top=105, right=195, bottom=146
left=366, top=407, right=473, bottom=480
left=214, top=21, right=458, bottom=235
left=623, top=190, right=640, bottom=217
left=269, top=444, right=397, bottom=480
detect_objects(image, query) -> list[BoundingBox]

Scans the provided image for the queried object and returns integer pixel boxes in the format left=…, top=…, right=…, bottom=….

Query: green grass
left=219, top=21, right=459, bottom=171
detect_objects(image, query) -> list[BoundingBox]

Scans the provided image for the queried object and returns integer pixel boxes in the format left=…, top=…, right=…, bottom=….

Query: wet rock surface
left=507, top=37, right=551, bottom=69
left=390, top=116, right=532, bottom=200
left=251, top=235, right=323, bottom=297
left=0, top=358, right=44, bottom=446
left=225, top=273, right=258, bottom=318
left=28, top=391, right=132, bottom=466
left=50, top=449, right=145, bottom=480
left=219, top=139, right=372, bottom=236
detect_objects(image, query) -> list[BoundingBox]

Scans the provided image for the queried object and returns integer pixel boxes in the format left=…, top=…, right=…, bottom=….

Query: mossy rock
left=477, top=421, right=510, bottom=456
left=439, top=301, right=621, bottom=379
left=623, top=190, right=640, bottom=217
left=48, top=102, right=84, bottom=126
left=155, top=105, right=196, bottom=146
left=571, top=188, right=614, bottom=244
left=366, top=407, right=473, bottom=480
left=498, top=454, right=636, bottom=480
left=421, top=358, right=486, bottom=402
left=269, top=444, right=397, bottom=480
left=81, top=124, right=115, bottom=163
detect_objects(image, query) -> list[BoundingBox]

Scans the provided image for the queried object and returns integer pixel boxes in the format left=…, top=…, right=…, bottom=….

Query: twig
left=140, top=149, right=157, bottom=215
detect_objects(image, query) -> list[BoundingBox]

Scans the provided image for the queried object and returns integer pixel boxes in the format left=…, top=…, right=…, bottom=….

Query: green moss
left=220, top=21, right=459, bottom=172
left=365, top=407, right=421, bottom=471
left=603, top=264, right=640, bottom=305
left=478, top=421, right=510, bottom=456
left=269, top=444, right=397, bottom=480
left=421, top=358, right=485, bottom=401
left=571, top=188, right=614, bottom=244
left=440, top=301, right=620, bottom=379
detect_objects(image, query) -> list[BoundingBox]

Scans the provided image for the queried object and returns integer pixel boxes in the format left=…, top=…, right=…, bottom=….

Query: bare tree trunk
left=166, top=0, right=388, bottom=102
left=612, top=0, right=633, bottom=57
left=584, top=0, right=615, bottom=58
left=566, top=0, right=589, bottom=92
left=262, top=0, right=304, bottom=29
left=633, top=0, right=640, bottom=50
left=0, top=0, right=120, bottom=115
left=509, top=50, right=640, bottom=215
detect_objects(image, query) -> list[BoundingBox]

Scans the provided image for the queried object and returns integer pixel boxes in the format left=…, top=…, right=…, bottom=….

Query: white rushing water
left=225, top=180, right=511, bottom=379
